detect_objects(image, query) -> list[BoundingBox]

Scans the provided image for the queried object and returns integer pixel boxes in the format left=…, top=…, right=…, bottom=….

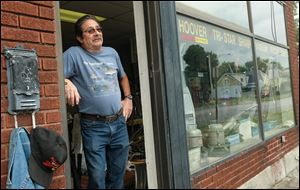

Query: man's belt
left=81, top=109, right=123, bottom=122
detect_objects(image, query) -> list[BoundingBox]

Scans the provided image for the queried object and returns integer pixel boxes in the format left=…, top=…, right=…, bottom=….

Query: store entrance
left=59, top=1, right=146, bottom=189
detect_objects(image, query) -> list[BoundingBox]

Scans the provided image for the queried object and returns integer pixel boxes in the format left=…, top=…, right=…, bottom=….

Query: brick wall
left=285, top=1, right=299, bottom=126
left=191, top=1, right=299, bottom=189
left=1, top=1, right=66, bottom=189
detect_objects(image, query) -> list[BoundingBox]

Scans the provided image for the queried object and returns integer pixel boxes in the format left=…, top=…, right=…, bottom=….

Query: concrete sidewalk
left=272, top=166, right=299, bottom=189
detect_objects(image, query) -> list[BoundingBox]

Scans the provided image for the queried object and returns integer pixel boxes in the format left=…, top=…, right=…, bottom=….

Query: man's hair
left=74, top=14, right=101, bottom=45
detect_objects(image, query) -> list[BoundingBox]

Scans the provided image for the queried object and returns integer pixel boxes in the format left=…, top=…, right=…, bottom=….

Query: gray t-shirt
left=64, top=46, right=126, bottom=115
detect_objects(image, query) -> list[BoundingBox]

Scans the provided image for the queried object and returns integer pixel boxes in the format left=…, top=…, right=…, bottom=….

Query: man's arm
left=65, top=79, right=81, bottom=106
left=119, top=75, right=133, bottom=120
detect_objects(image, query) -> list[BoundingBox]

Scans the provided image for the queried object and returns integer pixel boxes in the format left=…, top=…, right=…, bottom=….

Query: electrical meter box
left=4, top=46, right=40, bottom=114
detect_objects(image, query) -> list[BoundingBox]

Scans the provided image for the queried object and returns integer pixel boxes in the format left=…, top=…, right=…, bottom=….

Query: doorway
left=59, top=1, right=147, bottom=189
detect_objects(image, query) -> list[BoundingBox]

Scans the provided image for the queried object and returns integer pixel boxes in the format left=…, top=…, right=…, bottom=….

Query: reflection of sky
left=251, top=1, right=287, bottom=45
left=273, top=2, right=287, bottom=44
left=255, top=40, right=289, bottom=69
left=177, top=1, right=249, bottom=29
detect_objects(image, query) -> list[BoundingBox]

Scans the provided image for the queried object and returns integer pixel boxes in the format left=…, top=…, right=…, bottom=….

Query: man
left=63, top=15, right=133, bottom=189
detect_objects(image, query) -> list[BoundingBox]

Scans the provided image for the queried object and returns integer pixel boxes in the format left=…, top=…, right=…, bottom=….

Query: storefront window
left=177, top=1, right=249, bottom=29
left=255, top=40, right=295, bottom=138
left=251, top=1, right=287, bottom=45
left=177, top=14, right=261, bottom=174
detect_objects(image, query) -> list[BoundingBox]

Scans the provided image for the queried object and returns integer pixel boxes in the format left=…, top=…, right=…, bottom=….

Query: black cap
left=29, top=127, right=67, bottom=187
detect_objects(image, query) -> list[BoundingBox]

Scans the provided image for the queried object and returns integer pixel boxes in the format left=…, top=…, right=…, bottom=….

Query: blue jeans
left=80, top=115, right=129, bottom=189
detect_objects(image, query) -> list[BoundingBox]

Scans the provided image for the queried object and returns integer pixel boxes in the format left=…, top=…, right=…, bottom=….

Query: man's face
left=77, top=19, right=103, bottom=52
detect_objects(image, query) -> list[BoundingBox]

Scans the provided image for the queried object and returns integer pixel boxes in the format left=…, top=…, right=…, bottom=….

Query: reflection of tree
left=183, top=45, right=218, bottom=103
left=183, top=45, right=219, bottom=80
left=256, top=57, right=283, bottom=72
left=256, top=57, right=268, bottom=72
left=218, top=61, right=247, bottom=77
left=183, top=45, right=207, bottom=80
left=245, top=60, right=255, bottom=71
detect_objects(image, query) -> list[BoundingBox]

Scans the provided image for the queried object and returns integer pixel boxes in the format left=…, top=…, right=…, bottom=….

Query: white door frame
left=133, top=2, right=158, bottom=189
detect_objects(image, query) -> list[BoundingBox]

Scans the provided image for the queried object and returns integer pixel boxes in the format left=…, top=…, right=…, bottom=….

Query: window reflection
left=177, top=14, right=261, bottom=174
left=251, top=1, right=287, bottom=45
left=255, top=40, right=295, bottom=139
left=177, top=1, right=249, bottom=29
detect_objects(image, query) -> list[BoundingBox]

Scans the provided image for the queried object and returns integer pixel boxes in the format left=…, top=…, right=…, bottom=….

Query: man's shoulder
left=102, top=46, right=117, bottom=53
left=64, top=46, right=83, bottom=55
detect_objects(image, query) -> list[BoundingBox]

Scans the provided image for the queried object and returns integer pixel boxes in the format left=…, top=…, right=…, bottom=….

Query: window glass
left=255, top=40, right=295, bottom=138
left=177, top=14, right=261, bottom=174
left=251, top=2, right=287, bottom=45
left=273, top=2, right=287, bottom=45
left=177, top=1, right=249, bottom=29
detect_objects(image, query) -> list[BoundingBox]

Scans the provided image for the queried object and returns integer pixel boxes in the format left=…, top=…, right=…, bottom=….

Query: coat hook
left=32, top=111, right=36, bottom=129
left=14, top=115, right=18, bottom=128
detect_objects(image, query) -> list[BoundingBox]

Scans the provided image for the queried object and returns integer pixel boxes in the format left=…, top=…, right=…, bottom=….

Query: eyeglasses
left=83, top=26, right=102, bottom=34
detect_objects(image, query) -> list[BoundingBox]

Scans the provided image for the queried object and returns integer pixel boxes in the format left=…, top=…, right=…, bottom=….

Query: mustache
left=93, top=37, right=103, bottom=41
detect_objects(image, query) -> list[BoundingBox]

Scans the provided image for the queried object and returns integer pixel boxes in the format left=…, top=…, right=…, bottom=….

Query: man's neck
left=82, top=45, right=102, bottom=53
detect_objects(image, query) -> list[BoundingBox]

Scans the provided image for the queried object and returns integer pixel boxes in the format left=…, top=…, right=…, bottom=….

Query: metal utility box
left=4, top=46, right=40, bottom=114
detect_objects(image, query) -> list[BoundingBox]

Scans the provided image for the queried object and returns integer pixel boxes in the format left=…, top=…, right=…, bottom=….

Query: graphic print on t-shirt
left=83, top=61, right=119, bottom=96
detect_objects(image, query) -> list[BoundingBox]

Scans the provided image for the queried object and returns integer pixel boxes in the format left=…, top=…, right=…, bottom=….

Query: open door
left=59, top=1, right=153, bottom=188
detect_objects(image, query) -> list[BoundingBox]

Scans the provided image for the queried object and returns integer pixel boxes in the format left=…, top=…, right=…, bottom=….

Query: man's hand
left=65, top=79, right=81, bottom=106
left=121, top=98, right=133, bottom=121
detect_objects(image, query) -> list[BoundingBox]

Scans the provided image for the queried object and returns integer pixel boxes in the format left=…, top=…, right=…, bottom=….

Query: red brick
left=1, top=114, right=6, bottom=129
left=201, top=176, right=213, bottom=187
left=1, top=99, right=8, bottom=113
left=206, top=167, right=217, bottom=177
left=218, top=181, right=232, bottom=189
left=43, top=123, right=63, bottom=134
left=39, top=6, right=54, bottom=19
left=7, top=113, right=34, bottom=128
left=1, top=55, right=5, bottom=69
left=28, top=1, right=54, bottom=7
left=45, top=84, right=60, bottom=96
left=40, top=85, right=45, bottom=97
left=1, top=145, right=7, bottom=161
left=206, top=182, right=217, bottom=189
left=1, top=84, right=8, bottom=98
left=1, top=129, right=12, bottom=144
left=42, top=58, right=57, bottom=70
left=216, top=177, right=226, bottom=188
left=1, top=12, right=18, bottom=27
left=41, top=32, right=56, bottom=44
left=1, top=41, right=56, bottom=57
left=216, top=162, right=227, bottom=171
left=24, top=43, right=56, bottom=57
left=1, top=160, right=8, bottom=175
left=40, top=98, right=60, bottom=110
left=0, top=41, right=17, bottom=54
left=46, top=111, right=61, bottom=123
left=1, top=1, right=38, bottom=16
left=20, top=15, right=55, bottom=32
left=36, top=112, right=46, bottom=125
left=1, top=176, right=7, bottom=190
left=48, top=176, right=66, bottom=189
left=1, top=70, right=7, bottom=83
left=54, top=165, right=65, bottom=176
left=212, top=171, right=223, bottom=182
left=1, top=26, right=40, bottom=43
left=230, top=175, right=240, bottom=185
left=39, top=71, right=58, bottom=83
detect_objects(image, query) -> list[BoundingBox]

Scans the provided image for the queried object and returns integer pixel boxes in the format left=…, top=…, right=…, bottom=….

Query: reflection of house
left=244, top=70, right=270, bottom=97
left=280, top=68, right=291, bottom=92
left=212, top=73, right=247, bottom=99
left=257, top=70, right=270, bottom=97
left=267, top=65, right=281, bottom=93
